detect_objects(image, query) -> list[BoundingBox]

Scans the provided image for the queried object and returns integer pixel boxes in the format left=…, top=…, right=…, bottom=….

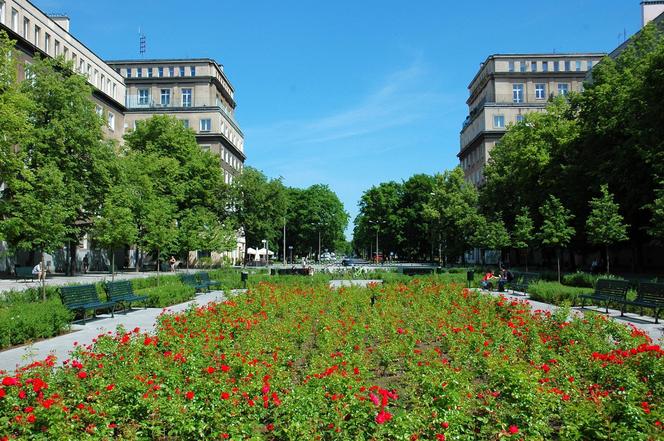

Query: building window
left=200, top=118, right=211, bottom=132
left=23, top=18, right=29, bottom=39
left=160, top=89, right=171, bottom=106
left=576, top=60, right=582, bottom=71
left=112, top=83, right=117, bottom=98
left=181, top=119, right=189, bottom=129
left=137, top=67, right=142, bottom=78
left=168, top=66, right=174, bottom=77
left=95, top=105, right=103, bottom=117
left=520, top=61, right=526, bottom=72
left=542, top=61, right=549, bottom=72
left=508, top=61, right=515, bottom=72
left=493, top=115, right=505, bottom=128
left=553, top=61, right=559, bottom=72
left=531, top=61, right=537, bottom=72
left=138, top=88, right=150, bottom=105
left=63, top=46, right=68, bottom=59
left=587, top=60, right=594, bottom=69
left=34, top=25, right=40, bottom=46
left=512, top=84, right=524, bottom=103
left=0, top=2, right=5, bottom=25
left=126, top=67, right=132, bottom=78
left=179, top=66, right=185, bottom=77
left=93, top=69, right=98, bottom=86
left=516, top=114, right=525, bottom=123
left=158, top=67, right=164, bottom=77
left=558, top=83, right=569, bottom=96
left=190, top=66, right=196, bottom=76
left=147, top=67, right=153, bottom=78
left=107, top=112, right=115, bottom=131
left=44, top=33, right=50, bottom=53
left=11, top=8, right=18, bottom=31
left=535, top=83, right=546, bottom=100
left=181, top=88, right=192, bottom=107
left=200, top=144, right=211, bottom=152
left=564, top=60, right=571, bottom=71
left=54, top=40, right=60, bottom=56
left=100, top=74, right=105, bottom=92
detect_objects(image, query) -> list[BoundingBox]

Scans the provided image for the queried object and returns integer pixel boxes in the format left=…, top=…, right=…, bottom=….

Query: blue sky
left=36, top=0, right=642, bottom=237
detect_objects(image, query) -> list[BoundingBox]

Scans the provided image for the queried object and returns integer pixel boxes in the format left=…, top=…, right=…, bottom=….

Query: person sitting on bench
left=480, top=270, right=497, bottom=290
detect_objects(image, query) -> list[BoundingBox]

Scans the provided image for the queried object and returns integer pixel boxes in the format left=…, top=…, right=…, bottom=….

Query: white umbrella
left=256, top=248, right=275, bottom=256
left=246, top=247, right=257, bottom=254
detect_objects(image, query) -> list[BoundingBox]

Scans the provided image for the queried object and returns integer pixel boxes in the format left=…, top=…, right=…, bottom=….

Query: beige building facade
left=106, top=59, right=245, bottom=183
left=459, top=53, right=605, bottom=187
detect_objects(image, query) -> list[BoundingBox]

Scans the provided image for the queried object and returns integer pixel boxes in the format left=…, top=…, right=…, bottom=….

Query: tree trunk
left=41, top=251, right=46, bottom=302
left=111, top=251, right=115, bottom=282
left=156, top=247, right=160, bottom=286
left=606, top=244, right=610, bottom=275
left=68, top=241, right=77, bottom=276
left=135, top=246, right=140, bottom=272
left=557, top=248, right=561, bottom=284
left=525, top=248, right=529, bottom=272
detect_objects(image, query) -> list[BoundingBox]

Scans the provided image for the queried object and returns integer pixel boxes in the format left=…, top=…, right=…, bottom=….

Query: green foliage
left=0, top=298, right=73, bottom=349
left=527, top=281, right=593, bottom=305
left=512, top=207, right=534, bottom=249
left=562, top=271, right=624, bottom=288
left=539, top=196, right=575, bottom=248
left=230, top=167, right=287, bottom=258
left=178, top=207, right=235, bottom=262
left=425, top=167, right=480, bottom=263
left=586, top=184, right=629, bottom=247
left=470, top=214, right=510, bottom=261
left=135, top=283, right=195, bottom=308
left=647, top=184, right=664, bottom=241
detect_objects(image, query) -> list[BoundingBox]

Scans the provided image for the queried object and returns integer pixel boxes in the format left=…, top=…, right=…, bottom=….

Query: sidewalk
left=0, top=271, right=183, bottom=294
left=0, top=290, right=235, bottom=374
left=480, top=288, right=664, bottom=342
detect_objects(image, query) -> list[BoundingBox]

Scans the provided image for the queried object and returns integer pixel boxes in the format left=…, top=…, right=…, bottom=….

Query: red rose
left=185, top=391, right=194, bottom=400
left=2, top=377, right=18, bottom=387
left=508, top=425, right=519, bottom=434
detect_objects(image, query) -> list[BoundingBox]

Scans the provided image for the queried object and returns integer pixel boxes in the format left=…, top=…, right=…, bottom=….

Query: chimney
left=641, top=1, right=664, bottom=27
left=49, top=14, right=70, bottom=32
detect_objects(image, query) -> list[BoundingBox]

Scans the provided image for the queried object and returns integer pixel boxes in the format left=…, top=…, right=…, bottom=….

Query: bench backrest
left=106, top=280, right=134, bottom=300
left=60, top=284, right=101, bottom=307
left=511, top=272, right=539, bottom=283
left=638, top=282, right=664, bottom=304
left=180, top=274, right=197, bottom=285
left=595, top=279, right=629, bottom=297
left=15, top=266, right=34, bottom=276
left=199, top=272, right=212, bottom=282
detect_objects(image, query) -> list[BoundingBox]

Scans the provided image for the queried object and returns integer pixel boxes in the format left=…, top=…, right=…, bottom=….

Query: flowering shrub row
left=0, top=278, right=662, bottom=439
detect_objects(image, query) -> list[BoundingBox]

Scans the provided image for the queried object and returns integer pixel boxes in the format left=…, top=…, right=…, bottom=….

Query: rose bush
left=0, top=278, right=662, bottom=440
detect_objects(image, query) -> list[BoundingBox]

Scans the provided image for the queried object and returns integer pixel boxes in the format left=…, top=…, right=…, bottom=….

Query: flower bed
left=0, top=279, right=662, bottom=439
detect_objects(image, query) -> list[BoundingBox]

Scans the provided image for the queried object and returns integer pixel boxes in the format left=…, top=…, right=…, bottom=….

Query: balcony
left=125, top=95, right=209, bottom=109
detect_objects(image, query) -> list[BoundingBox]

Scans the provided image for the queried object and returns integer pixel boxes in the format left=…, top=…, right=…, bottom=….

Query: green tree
left=647, top=184, right=664, bottom=243
left=1, top=164, right=72, bottom=299
left=178, top=207, right=235, bottom=268
left=353, top=182, right=402, bottom=261
left=93, top=190, right=138, bottom=280
left=512, top=207, right=535, bottom=271
left=470, top=214, right=510, bottom=266
left=398, top=174, right=435, bottom=260
left=539, top=196, right=575, bottom=283
left=22, top=55, right=113, bottom=275
left=585, top=184, right=629, bottom=274
left=141, top=197, right=178, bottom=279
left=425, top=168, right=480, bottom=265
left=230, top=167, right=287, bottom=263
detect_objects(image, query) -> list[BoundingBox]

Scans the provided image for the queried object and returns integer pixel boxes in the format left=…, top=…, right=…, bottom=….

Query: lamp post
left=261, top=239, right=269, bottom=269
left=368, top=220, right=386, bottom=264
left=283, top=217, right=286, bottom=265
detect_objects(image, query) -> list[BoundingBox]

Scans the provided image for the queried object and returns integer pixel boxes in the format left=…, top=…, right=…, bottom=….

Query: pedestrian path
left=0, top=271, right=165, bottom=294
left=479, top=288, right=664, bottom=342
left=0, top=290, right=237, bottom=374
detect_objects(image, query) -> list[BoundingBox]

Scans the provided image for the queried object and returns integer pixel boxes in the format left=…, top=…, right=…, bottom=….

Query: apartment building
left=459, top=53, right=605, bottom=187
left=106, top=59, right=245, bottom=183
left=0, top=0, right=126, bottom=140
left=0, top=0, right=247, bottom=270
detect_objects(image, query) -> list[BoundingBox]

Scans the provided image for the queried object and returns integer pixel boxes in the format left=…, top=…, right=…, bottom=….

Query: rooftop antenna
left=139, top=27, right=146, bottom=57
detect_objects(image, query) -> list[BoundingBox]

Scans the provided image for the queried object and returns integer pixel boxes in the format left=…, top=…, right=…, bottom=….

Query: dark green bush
left=0, top=298, right=73, bottom=349
left=528, top=281, right=593, bottom=305
left=135, top=283, right=196, bottom=308
left=129, top=274, right=182, bottom=291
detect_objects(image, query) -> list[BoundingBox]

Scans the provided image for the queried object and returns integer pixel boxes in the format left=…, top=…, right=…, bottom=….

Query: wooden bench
left=180, top=273, right=208, bottom=293
left=60, top=284, right=117, bottom=324
left=14, top=266, right=36, bottom=281
left=506, top=272, right=540, bottom=295
left=619, top=282, right=664, bottom=323
left=578, top=279, right=630, bottom=313
left=198, top=272, right=221, bottom=290
left=105, top=280, right=148, bottom=312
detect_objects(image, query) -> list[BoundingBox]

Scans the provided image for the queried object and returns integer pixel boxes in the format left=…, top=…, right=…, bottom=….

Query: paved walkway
left=480, top=289, right=664, bottom=342
left=0, top=271, right=171, bottom=294
left=0, top=290, right=237, bottom=374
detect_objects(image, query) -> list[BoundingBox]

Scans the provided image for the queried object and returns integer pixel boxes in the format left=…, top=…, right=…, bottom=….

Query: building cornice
left=458, top=130, right=505, bottom=158
left=196, top=133, right=246, bottom=161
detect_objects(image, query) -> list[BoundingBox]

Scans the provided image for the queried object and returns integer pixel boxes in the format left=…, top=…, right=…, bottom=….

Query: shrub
left=0, top=298, right=73, bottom=349
left=527, top=281, right=593, bottom=305
left=129, top=274, right=181, bottom=291
left=135, top=283, right=196, bottom=308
